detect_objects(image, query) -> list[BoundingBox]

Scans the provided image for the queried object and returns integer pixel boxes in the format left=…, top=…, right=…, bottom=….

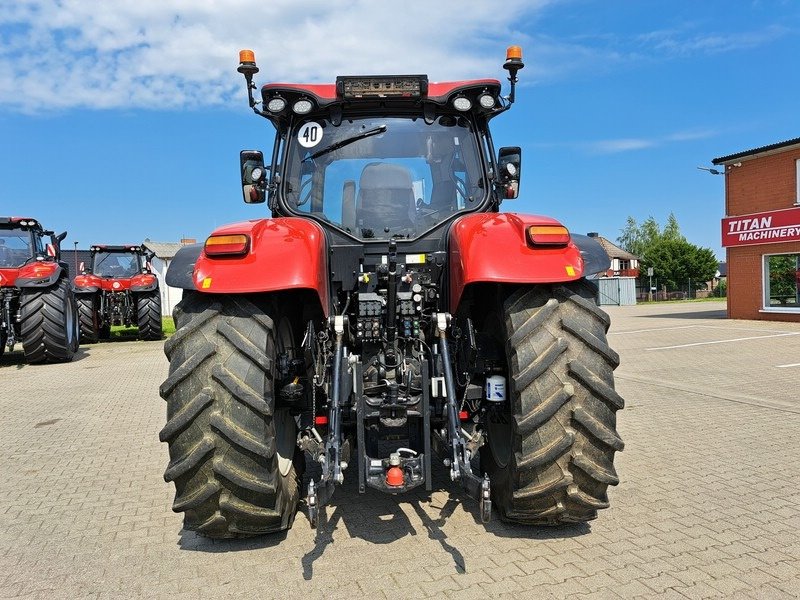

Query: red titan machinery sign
left=722, top=207, right=800, bottom=247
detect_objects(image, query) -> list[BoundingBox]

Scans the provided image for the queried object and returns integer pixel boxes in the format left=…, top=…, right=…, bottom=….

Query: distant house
left=583, top=233, right=639, bottom=306
left=142, top=239, right=197, bottom=316
left=587, top=232, right=640, bottom=278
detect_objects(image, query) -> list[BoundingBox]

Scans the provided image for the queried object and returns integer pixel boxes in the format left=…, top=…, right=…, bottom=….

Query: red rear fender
left=449, top=213, right=584, bottom=310
left=193, top=218, right=329, bottom=316
left=0, top=268, right=20, bottom=287
left=74, top=273, right=102, bottom=292
left=14, top=261, right=63, bottom=288
left=130, top=273, right=158, bottom=292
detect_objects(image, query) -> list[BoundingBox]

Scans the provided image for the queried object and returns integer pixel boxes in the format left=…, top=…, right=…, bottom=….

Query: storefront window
left=764, top=253, right=800, bottom=310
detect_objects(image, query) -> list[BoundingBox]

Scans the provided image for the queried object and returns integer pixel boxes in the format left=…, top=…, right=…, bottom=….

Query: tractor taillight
left=527, top=225, right=570, bottom=246
left=204, top=234, right=250, bottom=257
left=30, top=263, right=56, bottom=278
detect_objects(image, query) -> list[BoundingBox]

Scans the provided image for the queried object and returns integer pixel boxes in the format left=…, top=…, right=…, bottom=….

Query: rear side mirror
left=240, top=150, right=266, bottom=204
left=497, top=146, right=522, bottom=199
left=79, top=261, right=86, bottom=274
left=49, top=231, right=67, bottom=259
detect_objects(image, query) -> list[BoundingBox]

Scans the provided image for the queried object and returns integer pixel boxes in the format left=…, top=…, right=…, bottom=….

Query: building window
left=796, top=159, right=800, bottom=205
left=763, top=253, right=800, bottom=310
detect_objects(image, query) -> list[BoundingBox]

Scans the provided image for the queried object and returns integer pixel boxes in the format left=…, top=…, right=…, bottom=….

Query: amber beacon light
left=238, top=49, right=257, bottom=71
left=506, top=45, right=523, bottom=62
left=503, top=45, right=524, bottom=104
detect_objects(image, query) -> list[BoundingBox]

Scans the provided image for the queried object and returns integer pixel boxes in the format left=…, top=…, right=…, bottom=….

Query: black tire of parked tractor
left=0, top=331, right=6, bottom=358
left=482, top=280, right=624, bottom=524
left=19, top=276, right=78, bottom=364
left=159, top=292, right=301, bottom=538
left=77, top=294, right=101, bottom=344
left=137, top=291, right=163, bottom=341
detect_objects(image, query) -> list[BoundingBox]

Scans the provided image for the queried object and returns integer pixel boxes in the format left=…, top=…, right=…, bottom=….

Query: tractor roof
left=0, top=217, right=44, bottom=231
left=261, top=78, right=502, bottom=106
left=90, top=244, right=143, bottom=253
left=258, top=77, right=505, bottom=126
left=1, top=217, right=39, bottom=226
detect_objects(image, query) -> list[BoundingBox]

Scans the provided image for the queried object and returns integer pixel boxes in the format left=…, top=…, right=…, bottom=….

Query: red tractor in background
left=0, top=217, right=79, bottom=364
left=160, top=47, right=624, bottom=538
left=73, top=245, right=162, bottom=342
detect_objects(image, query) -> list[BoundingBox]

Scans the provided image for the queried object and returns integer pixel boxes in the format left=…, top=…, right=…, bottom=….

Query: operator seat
left=356, top=163, right=416, bottom=236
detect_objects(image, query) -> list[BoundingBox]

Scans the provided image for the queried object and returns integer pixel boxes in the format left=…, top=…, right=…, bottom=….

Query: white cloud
left=586, top=128, right=720, bottom=155
left=533, top=129, right=719, bottom=155
left=636, top=24, right=790, bottom=58
left=0, top=0, right=553, bottom=112
left=587, top=138, right=657, bottom=154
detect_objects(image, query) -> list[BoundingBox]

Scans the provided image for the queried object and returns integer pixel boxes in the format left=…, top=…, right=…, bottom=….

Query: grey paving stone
left=1, top=301, right=799, bottom=598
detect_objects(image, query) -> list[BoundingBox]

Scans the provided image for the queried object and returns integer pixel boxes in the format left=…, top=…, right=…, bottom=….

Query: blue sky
left=1, top=0, right=798, bottom=259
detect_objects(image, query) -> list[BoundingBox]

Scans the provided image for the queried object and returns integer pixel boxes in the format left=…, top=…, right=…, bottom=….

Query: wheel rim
left=275, top=408, right=296, bottom=477
left=275, top=316, right=297, bottom=477
left=487, top=400, right=513, bottom=468
left=65, top=293, right=76, bottom=347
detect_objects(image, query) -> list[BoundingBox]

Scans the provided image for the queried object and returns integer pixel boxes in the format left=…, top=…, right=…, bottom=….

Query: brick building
left=713, top=137, right=800, bottom=321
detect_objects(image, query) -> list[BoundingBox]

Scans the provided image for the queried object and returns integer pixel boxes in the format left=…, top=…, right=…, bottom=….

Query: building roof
left=588, top=233, right=638, bottom=260
left=141, top=241, right=186, bottom=259
left=712, top=136, right=800, bottom=165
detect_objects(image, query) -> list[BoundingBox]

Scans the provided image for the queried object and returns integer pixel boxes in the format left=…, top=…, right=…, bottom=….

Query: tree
left=617, top=214, right=718, bottom=293
left=767, top=255, right=799, bottom=304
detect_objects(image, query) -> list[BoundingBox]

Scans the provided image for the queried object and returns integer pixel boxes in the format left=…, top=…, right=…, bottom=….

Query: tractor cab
left=0, top=217, right=61, bottom=275
left=237, top=51, right=524, bottom=244
left=83, top=245, right=152, bottom=280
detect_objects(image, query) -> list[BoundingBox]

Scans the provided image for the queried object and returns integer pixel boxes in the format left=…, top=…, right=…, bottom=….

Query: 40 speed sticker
left=297, top=122, right=323, bottom=148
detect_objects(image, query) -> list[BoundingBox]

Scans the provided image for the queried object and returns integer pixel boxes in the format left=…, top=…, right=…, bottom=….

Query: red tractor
left=73, top=245, right=162, bottom=342
left=0, top=217, right=79, bottom=363
left=160, top=47, right=624, bottom=538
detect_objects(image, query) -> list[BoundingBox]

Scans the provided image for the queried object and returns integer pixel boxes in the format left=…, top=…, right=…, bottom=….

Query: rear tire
left=137, top=290, right=162, bottom=341
left=482, top=281, right=624, bottom=524
left=77, top=293, right=100, bottom=343
left=159, top=292, right=300, bottom=538
left=20, top=276, right=78, bottom=364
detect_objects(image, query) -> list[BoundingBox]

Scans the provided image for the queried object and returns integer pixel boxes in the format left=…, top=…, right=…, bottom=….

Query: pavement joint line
left=690, top=324, right=800, bottom=333
left=609, top=326, right=699, bottom=335
left=616, top=373, right=800, bottom=415
left=645, top=331, right=800, bottom=351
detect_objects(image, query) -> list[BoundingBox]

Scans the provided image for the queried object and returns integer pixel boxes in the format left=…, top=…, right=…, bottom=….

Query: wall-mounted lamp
left=697, top=162, right=741, bottom=175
